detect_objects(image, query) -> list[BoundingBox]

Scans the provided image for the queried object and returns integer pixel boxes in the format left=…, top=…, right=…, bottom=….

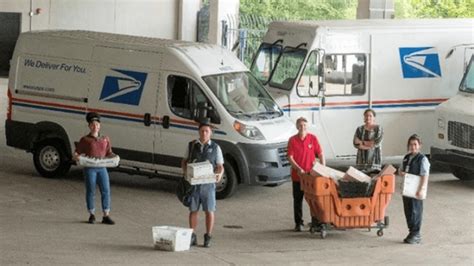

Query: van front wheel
left=216, top=164, right=237, bottom=199
left=33, top=140, right=71, bottom=178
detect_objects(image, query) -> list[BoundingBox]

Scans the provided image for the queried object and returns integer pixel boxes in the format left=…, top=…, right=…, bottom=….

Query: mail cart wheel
left=377, top=229, right=384, bottom=237
left=320, top=230, right=327, bottom=239
left=384, top=216, right=389, bottom=227
left=216, top=163, right=237, bottom=199
left=33, top=140, right=71, bottom=178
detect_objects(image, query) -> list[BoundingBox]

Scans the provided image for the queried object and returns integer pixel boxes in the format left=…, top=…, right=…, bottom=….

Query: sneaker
left=203, top=233, right=212, bottom=248
left=404, top=234, right=421, bottom=244
left=294, top=224, right=303, bottom=232
left=102, top=216, right=115, bottom=225
left=88, top=214, right=96, bottom=224
left=190, top=233, right=197, bottom=246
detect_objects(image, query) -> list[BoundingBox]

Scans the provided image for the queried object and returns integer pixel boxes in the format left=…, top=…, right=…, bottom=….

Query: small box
left=402, top=173, right=427, bottom=200
left=377, top=164, right=397, bottom=177
left=152, top=226, right=193, bottom=251
left=311, top=163, right=345, bottom=179
left=343, top=166, right=371, bottom=183
left=186, top=161, right=215, bottom=185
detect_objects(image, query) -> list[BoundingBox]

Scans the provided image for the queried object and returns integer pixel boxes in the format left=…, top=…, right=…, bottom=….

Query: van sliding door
left=89, top=46, right=160, bottom=168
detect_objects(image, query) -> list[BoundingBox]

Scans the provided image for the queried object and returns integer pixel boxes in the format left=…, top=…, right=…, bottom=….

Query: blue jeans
left=84, top=167, right=111, bottom=213
left=403, top=196, right=423, bottom=236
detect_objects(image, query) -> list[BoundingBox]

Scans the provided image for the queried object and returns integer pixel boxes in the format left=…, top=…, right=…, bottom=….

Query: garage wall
left=0, top=0, right=200, bottom=40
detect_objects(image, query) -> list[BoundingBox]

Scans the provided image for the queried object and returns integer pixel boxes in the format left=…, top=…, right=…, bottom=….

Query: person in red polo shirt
left=287, top=117, right=325, bottom=232
left=74, top=112, right=115, bottom=225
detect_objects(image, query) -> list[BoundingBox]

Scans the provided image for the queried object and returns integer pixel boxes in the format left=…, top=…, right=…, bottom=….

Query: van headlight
left=233, top=121, right=265, bottom=140
left=437, top=118, right=445, bottom=129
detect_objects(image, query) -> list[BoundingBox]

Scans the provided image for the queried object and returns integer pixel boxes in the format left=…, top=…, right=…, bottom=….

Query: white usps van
left=250, top=19, right=474, bottom=164
left=431, top=44, right=474, bottom=180
left=5, top=30, right=296, bottom=199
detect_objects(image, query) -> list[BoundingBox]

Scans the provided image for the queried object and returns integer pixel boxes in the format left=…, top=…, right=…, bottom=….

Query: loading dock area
left=0, top=80, right=473, bottom=265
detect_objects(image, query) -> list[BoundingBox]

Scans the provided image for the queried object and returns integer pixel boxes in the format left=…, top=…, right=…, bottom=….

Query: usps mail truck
left=431, top=44, right=474, bottom=180
left=5, top=30, right=296, bottom=199
left=250, top=19, right=474, bottom=164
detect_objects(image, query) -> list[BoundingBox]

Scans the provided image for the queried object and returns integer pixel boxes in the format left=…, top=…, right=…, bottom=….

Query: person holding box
left=181, top=120, right=224, bottom=248
left=353, top=108, right=383, bottom=173
left=74, top=112, right=116, bottom=225
left=399, top=134, right=430, bottom=244
left=287, top=117, right=325, bottom=232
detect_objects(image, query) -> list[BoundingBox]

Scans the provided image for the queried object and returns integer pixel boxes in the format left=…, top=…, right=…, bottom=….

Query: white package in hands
left=402, top=173, right=427, bottom=200
left=186, top=161, right=216, bottom=185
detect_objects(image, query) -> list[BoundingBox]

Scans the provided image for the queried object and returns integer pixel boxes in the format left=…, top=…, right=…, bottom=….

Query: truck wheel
left=33, top=140, right=71, bottom=178
left=451, top=166, right=474, bottom=181
left=216, top=163, right=237, bottom=199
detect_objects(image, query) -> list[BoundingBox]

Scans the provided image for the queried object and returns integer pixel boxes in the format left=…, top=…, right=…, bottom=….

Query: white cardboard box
left=402, top=173, right=427, bottom=200
left=186, top=161, right=215, bottom=185
left=152, top=226, right=193, bottom=251
left=310, top=162, right=345, bottom=184
left=343, top=166, right=371, bottom=183
left=78, top=155, right=120, bottom=168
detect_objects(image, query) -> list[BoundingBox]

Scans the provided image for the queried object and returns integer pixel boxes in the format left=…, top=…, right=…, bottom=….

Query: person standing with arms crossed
left=182, top=120, right=224, bottom=248
left=287, top=117, right=325, bottom=232
left=74, top=112, right=115, bottom=225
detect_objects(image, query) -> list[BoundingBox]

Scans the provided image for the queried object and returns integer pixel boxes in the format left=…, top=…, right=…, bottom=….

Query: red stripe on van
left=7, top=89, right=12, bottom=120
left=282, top=98, right=447, bottom=108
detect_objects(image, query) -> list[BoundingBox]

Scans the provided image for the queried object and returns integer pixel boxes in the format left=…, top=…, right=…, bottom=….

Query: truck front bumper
left=430, top=146, right=474, bottom=172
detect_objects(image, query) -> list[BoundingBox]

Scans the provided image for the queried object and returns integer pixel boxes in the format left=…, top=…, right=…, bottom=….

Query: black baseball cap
left=86, top=112, right=101, bottom=123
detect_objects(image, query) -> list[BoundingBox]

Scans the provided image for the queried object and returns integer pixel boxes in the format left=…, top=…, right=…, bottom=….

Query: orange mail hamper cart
left=300, top=173, right=395, bottom=239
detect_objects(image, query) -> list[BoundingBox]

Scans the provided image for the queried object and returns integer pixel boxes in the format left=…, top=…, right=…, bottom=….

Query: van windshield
left=203, top=72, right=283, bottom=120
left=460, top=57, right=474, bottom=93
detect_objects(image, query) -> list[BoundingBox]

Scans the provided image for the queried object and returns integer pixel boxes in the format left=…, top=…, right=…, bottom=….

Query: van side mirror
left=194, top=102, right=220, bottom=124
left=194, top=102, right=208, bottom=123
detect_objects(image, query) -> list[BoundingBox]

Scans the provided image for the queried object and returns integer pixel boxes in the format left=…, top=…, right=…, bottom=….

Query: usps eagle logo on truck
left=399, top=47, right=442, bottom=78
left=100, top=69, right=148, bottom=105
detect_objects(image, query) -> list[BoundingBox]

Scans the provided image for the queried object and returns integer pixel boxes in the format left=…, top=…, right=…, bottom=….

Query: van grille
left=278, top=146, right=290, bottom=167
left=448, top=121, right=474, bottom=149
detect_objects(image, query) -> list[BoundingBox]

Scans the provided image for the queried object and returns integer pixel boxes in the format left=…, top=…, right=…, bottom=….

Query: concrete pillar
left=207, top=0, right=239, bottom=46
left=178, top=0, right=201, bottom=42
left=357, top=0, right=395, bottom=19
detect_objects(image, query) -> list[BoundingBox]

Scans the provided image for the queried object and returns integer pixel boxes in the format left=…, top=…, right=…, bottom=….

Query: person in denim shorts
left=74, top=112, right=115, bottom=225
left=181, top=121, right=224, bottom=248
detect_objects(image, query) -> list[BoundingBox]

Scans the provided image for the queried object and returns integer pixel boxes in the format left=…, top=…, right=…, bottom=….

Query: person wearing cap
left=74, top=112, right=116, bottom=225
left=287, top=117, right=325, bottom=232
left=181, top=120, right=224, bottom=248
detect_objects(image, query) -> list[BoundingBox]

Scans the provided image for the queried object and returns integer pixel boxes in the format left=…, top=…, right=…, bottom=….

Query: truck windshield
left=269, top=47, right=307, bottom=91
left=250, top=43, right=282, bottom=84
left=203, top=72, right=283, bottom=121
left=460, top=57, right=474, bottom=93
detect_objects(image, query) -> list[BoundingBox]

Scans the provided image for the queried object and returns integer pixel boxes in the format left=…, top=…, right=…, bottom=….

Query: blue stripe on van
left=12, top=102, right=227, bottom=135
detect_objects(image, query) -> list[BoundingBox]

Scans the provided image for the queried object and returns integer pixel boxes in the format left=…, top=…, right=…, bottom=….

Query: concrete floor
left=1, top=79, right=473, bottom=265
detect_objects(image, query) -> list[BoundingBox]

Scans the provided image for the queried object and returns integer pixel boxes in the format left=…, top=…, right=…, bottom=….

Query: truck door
left=317, top=53, right=369, bottom=161
left=88, top=47, right=159, bottom=167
